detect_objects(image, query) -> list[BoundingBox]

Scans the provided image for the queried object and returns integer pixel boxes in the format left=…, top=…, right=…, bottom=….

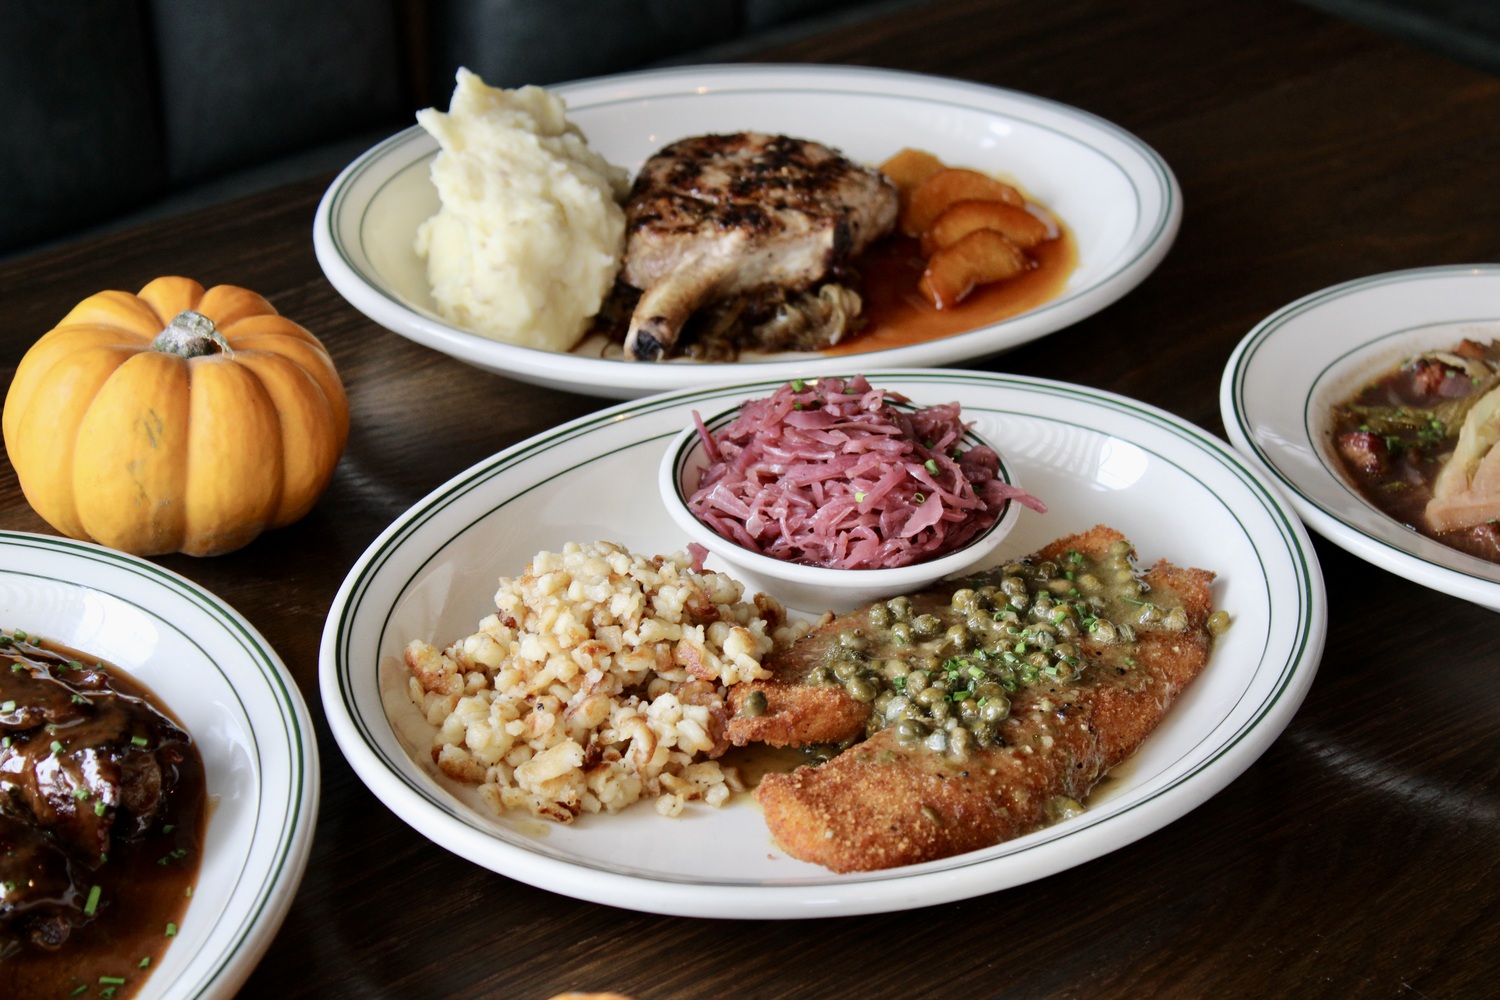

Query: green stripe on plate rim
left=1227, top=264, right=1500, bottom=560
left=333, top=372, right=1319, bottom=886
left=0, top=530, right=310, bottom=997
left=329, top=69, right=1176, bottom=363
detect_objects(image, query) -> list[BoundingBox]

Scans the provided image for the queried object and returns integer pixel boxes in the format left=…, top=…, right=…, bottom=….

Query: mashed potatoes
left=414, top=69, right=629, bottom=351
left=404, top=542, right=811, bottom=822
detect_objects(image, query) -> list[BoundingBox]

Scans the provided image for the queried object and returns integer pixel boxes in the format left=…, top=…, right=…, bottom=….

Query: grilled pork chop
left=620, top=132, right=899, bottom=361
left=728, top=526, right=1220, bottom=872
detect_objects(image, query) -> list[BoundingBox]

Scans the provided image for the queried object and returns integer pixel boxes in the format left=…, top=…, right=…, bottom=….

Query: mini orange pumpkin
left=3, top=276, right=350, bottom=556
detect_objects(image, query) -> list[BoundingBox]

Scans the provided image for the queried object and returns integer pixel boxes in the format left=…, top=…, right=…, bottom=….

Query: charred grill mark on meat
left=620, top=133, right=898, bottom=361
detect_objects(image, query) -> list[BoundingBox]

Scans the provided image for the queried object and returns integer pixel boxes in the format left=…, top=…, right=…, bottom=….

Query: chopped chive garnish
left=51, top=740, right=64, bottom=755
left=162, top=824, right=174, bottom=834
left=84, top=884, right=102, bottom=915
left=94, top=800, right=108, bottom=816
left=139, top=957, right=151, bottom=968
left=0, top=700, right=13, bottom=712
left=131, top=735, right=149, bottom=747
left=924, top=458, right=938, bottom=473
left=854, top=491, right=867, bottom=503
left=73, top=788, right=89, bottom=801
left=165, top=923, right=177, bottom=937
left=912, top=492, right=925, bottom=503
left=67, top=659, right=82, bottom=670
left=99, top=976, right=127, bottom=985
left=70, top=987, right=87, bottom=997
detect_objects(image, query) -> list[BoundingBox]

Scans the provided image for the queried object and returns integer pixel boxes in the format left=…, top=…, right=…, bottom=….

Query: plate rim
left=313, top=63, right=1182, bottom=399
left=1219, top=262, right=1500, bottom=610
left=0, top=530, right=320, bottom=998
left=319, top=369, right=1325, bottom=918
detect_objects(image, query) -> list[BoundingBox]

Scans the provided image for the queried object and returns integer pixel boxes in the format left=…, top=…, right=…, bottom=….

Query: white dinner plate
left=1220, top=264, right=1500, bottom=612
left=314, top=64, right=1180, bottom=399
left=321, top=370, right=1324, bottom=918
left=0, top=532, right=319, bottom=998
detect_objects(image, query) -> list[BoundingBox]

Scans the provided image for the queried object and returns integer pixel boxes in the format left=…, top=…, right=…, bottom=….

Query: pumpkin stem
left=151, top=310, right=234, bottom=358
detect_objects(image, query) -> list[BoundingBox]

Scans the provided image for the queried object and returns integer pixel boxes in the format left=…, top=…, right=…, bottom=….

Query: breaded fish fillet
left=741, top=526, right=1217, bottom=872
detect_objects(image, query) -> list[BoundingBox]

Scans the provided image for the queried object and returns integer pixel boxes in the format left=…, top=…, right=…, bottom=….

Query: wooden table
left=5, top=0, right=1500, bottom=995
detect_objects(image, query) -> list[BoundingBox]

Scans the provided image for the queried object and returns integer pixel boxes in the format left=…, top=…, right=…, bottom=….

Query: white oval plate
left=314, top=64, right=1180, bottom=399
left=1220, top=264, right=1500, bottom=612
left=0, top=532, right=319, bottom=998
left=321, top=370, right=1324, bottom=918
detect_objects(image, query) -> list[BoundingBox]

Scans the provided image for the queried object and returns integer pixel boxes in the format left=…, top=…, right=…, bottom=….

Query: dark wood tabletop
left=4, top=0, right=1500, bottom=996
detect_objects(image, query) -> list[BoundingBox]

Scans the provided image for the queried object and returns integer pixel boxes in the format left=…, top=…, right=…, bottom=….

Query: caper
left=1161, top=606, right=1189, bottom=632
left=881, top=658, right=909, bottom=680
left=1028, top=651, right=1050, bottom=670
left=1090, top=619, right=1118, bottom=644
left=948, top=726, right=975, bottom=758
left=809, top=665, right=836, bottom=686
left=833, top=659, right=862, bottom=681
left=915, top=686, right=943, bottom=708
left=1056, top=617, right=1080, bottom=639
left=887, top=596, right=912, bottom=620
left=839, top=630, right=868, bottom=651
left=873, top=690, right=894, bottom=716
left=1000, top=575, right=1028, bottom=599
left=1137, top=604, right=1164, bottom=625
left=741, top=689, right=767, bottom=717
left=943, top=624, right=973, bottom=653
left=890, top=621, right=913, bottom=644
left=924, top=729, right=949, bottom=753
left=951, top=588, right=979, bottom=613
left=848, top=677, right=878, bottom=703
left=1076, top=572, right=1101, bottom=592
left=895, top=719, right=922, bottom=743
left=867, top=604, right=892, bottom=629
left=906, top=669, right=929, bottom=693
left=1207, top=609, right=1232, bottom=635
left=884, top=695, right=912, bottom=720
left=1054, top=642, right=1079, bottom=661
left=912, top=614, right=943, bottom=640
left=979, top=694, right=1011, bottom=723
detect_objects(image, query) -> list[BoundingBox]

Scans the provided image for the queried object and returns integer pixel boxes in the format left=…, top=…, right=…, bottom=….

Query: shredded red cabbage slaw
left=685, top=376, right=1045, bottom=570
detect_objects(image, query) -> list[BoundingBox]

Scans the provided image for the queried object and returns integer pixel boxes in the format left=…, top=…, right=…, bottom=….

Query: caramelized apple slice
left=879, top=148, right=947, bottom=199
left=901, top=168, right=1025, bottom=236
left=918, top=229, right=1032, bottom=309
left=921, top=199, right=1051, bottom=255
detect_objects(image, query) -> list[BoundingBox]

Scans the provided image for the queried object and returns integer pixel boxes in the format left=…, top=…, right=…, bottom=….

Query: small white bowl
left=659, top=401, right=1025, bottom=613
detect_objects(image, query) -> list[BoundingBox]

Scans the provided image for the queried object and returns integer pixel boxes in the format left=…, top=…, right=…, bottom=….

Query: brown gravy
left=1, top=636, right=206, bottom=1000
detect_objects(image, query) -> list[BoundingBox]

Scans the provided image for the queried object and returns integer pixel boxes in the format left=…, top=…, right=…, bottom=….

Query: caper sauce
left=801, top=539, right=1228, bottom=757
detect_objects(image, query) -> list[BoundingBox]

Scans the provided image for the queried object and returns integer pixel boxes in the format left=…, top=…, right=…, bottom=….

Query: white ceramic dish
left=321, top=370, right=1324, bottom=919
left=659, top=389, right=1025, bottom=612
left=1220, top=264, right=1500, bottom=612
left=314, top=64, right=1180, bottom=399
left=0, top=531, right=318, bottom=998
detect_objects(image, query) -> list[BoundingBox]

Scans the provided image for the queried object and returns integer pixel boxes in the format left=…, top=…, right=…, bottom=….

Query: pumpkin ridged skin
left=3, top=277, right=350, bottom=557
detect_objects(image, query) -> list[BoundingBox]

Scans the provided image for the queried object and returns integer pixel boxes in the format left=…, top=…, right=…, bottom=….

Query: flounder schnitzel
left=726, top=526, right=1223, bottom=872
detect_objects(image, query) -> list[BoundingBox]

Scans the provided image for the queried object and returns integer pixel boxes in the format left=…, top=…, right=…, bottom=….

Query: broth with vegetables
left=1330, top=338, right=1500, bottom=561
